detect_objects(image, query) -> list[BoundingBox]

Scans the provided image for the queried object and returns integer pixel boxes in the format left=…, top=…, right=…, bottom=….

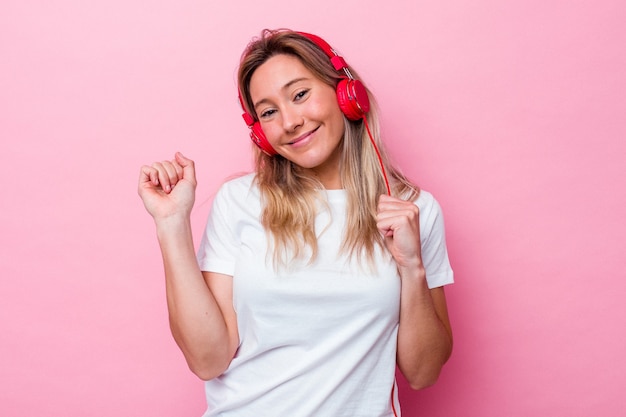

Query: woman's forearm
left=396, top=266, right=453, bottom=390
left=155, top=215, right=234, bottom=380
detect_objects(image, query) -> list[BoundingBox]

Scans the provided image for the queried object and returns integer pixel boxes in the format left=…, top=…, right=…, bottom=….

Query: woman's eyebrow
left=253, top=77, right=310, bottom=110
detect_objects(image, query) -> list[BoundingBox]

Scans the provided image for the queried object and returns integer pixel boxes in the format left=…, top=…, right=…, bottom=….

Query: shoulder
left=414, top=189, right=442, bottom=216
left=413, top=189, right=448, bottom=238
left=210, top=173, right=261, bottom=217
left=214, top=173, right=258, bottom=202
left=218, top=172, right=256, bottom=193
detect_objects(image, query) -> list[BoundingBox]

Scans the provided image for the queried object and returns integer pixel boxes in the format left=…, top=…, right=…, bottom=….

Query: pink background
left=2, top=1, right=625, bottom=415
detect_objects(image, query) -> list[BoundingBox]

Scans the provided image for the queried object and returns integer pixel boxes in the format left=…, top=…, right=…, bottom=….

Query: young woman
left=138, top=29, right=454, bottom=417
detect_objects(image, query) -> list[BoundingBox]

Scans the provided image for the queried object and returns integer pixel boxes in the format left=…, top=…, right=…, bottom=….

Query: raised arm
left=138, top=153, right=239, bottom=380
left=377, top=194, right=453, bottom=390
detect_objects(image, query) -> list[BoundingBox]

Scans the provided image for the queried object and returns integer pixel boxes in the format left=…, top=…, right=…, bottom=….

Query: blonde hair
left=237, top=29, right=419, bottom=267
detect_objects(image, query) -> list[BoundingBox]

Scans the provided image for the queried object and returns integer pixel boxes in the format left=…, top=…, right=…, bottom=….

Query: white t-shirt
left=197, top=173, right=453, bottom=417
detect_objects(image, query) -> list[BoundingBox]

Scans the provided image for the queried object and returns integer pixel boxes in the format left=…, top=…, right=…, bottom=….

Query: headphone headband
left=297, top=32, right=359, bottom=81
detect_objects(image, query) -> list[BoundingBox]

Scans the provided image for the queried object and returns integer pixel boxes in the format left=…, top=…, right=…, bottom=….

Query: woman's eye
left=294, top=89, right=309, bottom=101
left=259, top=109, right=276, bottom=119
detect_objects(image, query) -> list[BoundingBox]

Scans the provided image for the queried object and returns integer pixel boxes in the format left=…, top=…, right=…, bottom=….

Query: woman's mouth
left=288, top=127, right=319, bottom=146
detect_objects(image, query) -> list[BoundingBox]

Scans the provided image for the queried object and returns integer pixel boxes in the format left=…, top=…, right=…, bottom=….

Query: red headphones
left=239, top=31, right=371, bottom=156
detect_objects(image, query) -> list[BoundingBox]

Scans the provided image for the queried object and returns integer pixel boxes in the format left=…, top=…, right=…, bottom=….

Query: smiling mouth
left=288, top=127, right=319, bottom=145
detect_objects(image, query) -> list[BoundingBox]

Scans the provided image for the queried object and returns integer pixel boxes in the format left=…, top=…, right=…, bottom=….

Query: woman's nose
left=281, top=106, right=304, bottom=132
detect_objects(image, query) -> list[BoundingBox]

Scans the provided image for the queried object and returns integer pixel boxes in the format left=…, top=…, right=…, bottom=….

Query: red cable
left=363, top=116, right=391, bottom=195
left=391, top=382, right=399, bottom=417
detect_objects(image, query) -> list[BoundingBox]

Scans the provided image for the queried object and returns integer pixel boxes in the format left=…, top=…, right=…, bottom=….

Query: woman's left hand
left=376, top=194, right=423, bottom=272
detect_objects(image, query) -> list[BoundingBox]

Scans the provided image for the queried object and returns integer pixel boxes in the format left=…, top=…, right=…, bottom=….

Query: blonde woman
left=138, top=29, right=454, bottom=417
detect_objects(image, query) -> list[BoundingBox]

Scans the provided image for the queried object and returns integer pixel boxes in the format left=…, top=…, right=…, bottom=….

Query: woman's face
left=249, top=53, right=345, bottom=188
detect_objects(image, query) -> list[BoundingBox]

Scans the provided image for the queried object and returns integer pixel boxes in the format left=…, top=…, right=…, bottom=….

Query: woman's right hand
left=138, top=152, right=197, bottom=221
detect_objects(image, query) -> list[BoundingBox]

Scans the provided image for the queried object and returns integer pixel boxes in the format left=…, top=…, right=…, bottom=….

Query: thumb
left=175, top=152, right=197, bottom=184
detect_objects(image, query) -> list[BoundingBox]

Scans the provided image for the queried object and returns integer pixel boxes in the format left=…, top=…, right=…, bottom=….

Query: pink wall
left=2, top=1, right=625, bottom=415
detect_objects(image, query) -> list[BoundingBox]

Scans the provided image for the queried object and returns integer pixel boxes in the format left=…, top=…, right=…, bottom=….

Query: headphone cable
left=363, top=116, right=391, bottom=196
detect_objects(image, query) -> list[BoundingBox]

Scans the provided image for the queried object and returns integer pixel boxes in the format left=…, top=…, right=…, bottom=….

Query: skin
left=138, top=52, right=452, bottom=388
left=377, top=194, right=453, bottom=388
left=138, top=153, right=239, bottom=380
left=250, top=54, right=346, bottom=189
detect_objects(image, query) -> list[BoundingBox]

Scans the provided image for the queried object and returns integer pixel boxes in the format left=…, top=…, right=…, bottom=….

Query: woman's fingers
left=138, top=153, right=195, bottom=197
left=175, top=152, right=197, bottom=186
left=137, top=153, right=197, bottom=220
left=151, top=159, right=183, bottom=193
left=376, top=194, right=423, bottom=268
left=376, top=195, right=419, bottom=233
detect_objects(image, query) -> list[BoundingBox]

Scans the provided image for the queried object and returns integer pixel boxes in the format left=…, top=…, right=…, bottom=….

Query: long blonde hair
left=237, top=29, right=419, bottom=267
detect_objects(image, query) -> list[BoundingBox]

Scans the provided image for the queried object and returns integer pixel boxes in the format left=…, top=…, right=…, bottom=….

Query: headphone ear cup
left=250, top=122, right=277, bottom=156
left=336, top=78, right=370, bottom=121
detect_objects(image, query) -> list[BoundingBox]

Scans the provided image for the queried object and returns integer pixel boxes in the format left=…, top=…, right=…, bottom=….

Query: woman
left=138, top=29, right=453, bottom=417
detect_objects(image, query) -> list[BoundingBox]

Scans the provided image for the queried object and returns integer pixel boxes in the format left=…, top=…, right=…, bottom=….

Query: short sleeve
left=196, top=183, right=240, bottom=276
left=415, top=191, right=454, bottom=288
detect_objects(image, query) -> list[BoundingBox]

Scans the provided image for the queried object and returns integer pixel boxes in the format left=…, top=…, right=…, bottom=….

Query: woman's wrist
left=155, top=214, right=192, bottom=239
left=397, top=263, right=427, bottom=284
